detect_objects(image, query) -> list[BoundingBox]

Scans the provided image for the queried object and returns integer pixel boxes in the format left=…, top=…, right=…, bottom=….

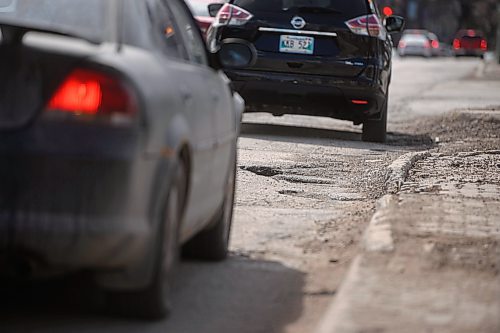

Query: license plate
left=279, top=35, right=314, bottom=55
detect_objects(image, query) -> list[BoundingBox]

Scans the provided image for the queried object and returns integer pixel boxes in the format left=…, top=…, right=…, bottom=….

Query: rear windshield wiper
left=283, top=6, right=341, bottom=14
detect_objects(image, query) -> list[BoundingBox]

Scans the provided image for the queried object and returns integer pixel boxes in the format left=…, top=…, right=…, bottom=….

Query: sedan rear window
left=402, top=35, right=428, bottom=43
left=0, top=0, right=110, bottom=43
left=232, top=0, right=368, bottom=17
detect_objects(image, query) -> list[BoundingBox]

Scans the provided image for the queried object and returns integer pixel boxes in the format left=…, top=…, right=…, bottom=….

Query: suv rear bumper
left=226, top=69, right=387, bottom=123
left=455, top=48, right=485, bottom=57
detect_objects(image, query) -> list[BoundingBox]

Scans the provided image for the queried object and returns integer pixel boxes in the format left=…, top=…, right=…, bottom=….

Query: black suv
left=207, top=0, right=404, bottom=142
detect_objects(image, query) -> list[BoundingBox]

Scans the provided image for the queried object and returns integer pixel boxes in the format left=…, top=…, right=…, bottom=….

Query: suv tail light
left=453, top=39, right=461, bottom=49
left=431, top=40, right=439, bottom=49
left=480, top=39, right=487, bottom=51
left=215, top=4, right=253, bottom=27
left=345, top=15, right=386, bottom=40
left=47, top=69, right=137, bottom=117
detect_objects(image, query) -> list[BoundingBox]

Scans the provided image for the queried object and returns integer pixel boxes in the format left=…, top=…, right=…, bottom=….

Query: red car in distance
left=186, top=0, right=225, bottom=36
left=453, top=29, right=487, bottom=58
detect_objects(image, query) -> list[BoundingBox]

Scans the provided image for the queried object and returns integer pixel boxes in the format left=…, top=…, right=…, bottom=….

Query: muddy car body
left=0, top=0, right=253, bottom=319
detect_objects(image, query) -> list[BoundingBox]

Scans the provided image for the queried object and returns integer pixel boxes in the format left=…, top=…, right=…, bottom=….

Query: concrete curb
left=316, top=152, right=431, bottom=333
left=316, top=195, right=397, bottom=333
left=362, top=195, right=397, bottom=253
left=315, top=255, right=364, bottom=333
left=385, top=151, right=430, bottom=193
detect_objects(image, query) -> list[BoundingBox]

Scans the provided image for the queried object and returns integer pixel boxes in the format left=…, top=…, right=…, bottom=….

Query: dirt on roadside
left=393, top=109, right=500, bottom=153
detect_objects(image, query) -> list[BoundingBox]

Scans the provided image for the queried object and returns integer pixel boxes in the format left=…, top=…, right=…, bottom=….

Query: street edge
left=362, top=194, right=397, bottom=252
left=316, top=151, right=431, bottom=333
left=385, top=151, right=430, bottom=193
left=315, top=255, right=364, bottom=333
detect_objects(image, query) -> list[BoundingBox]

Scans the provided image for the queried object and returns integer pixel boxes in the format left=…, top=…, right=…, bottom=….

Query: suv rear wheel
left=362, top=97, right=388, bottom=143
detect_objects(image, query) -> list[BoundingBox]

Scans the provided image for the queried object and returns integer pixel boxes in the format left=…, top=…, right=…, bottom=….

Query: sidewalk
left=479, top=58, right=500, bottom=80
left=317, top=151, right=500, bottom=333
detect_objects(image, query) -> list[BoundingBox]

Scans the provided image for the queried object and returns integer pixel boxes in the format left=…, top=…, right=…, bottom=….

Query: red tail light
left=431, top=40, right=439, bottom=49
left=47, top=69, right=137, bottom=117
left=215, top=4, right=253, bottom=27
left=398, top=41, right=406, bottom=49
left=423, top=40, right=431, bottom=49
left=345, top=15, right=386, bottom=40
left=453, top=39, right=461, bottom=50
left=351, top=99, right=369, bottom=105
left=480, top=39, right=487, bottom=51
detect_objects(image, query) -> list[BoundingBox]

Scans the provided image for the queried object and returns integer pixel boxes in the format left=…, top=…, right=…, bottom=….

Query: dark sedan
left=0, top=0, right=253, bottom=319
left=453, top=29, right=488, bottom=58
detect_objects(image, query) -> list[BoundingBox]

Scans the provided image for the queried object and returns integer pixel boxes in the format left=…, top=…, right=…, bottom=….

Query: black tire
left=107, top=161, right=187, bottom=320
left=362, top=97, right=388, bottom=143
left=183, top=156, right=236, bottom=261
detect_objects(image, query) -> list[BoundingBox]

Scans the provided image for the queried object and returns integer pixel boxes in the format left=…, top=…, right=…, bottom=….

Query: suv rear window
left=232, top=0, right=368, bottom=17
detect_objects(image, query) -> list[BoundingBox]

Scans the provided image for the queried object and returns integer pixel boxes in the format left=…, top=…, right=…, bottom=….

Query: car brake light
left=345, top=15, right=386, bottom=40
left=47, top=69, right=137, bottom=117
left=453, top=39, right=461, bottom=49
left=398, top=41, right=406, bottom=48
left=431, top=40, right=439, bottom=49
left=351, top=99, right=369, bottom=105
left=215, top=4, right=253, bottom=27
left=480, top=39, right=487, bottom=51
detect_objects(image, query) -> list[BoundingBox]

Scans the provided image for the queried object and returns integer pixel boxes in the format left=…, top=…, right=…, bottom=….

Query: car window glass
left=121, top=1, right=154, bottom=49
left=0, top=0, right=109, bottom=43
left=368, top=0, right=380, bottom=16
left=147, top=0, right=188, bottom=60
left=232, top=0, right=368, bottom=17
left=402, top=35, right=427, bottom=42
left=166, top=0, right=208, bottom=66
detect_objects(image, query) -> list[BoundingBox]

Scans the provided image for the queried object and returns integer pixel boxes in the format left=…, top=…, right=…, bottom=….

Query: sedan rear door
left=167, top=0, right=237, bottom=211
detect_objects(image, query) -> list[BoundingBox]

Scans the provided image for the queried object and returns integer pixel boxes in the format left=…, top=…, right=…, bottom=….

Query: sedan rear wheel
left=362, top=96, right=388, bottom=143
left=107, top=160, right=186, bottom=320
left=183, top=155, right=236, bottom=261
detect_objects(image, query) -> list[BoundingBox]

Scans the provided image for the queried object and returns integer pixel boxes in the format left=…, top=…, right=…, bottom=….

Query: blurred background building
left=377, top=0, right=498, bottom=49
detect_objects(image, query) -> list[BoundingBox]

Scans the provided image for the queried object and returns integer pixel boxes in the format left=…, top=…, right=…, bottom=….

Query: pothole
left=274, top=175, right=335, bottom=185
left=240, top=165, right=283, bottom=177
left=278, top=189, right=302, bottom=195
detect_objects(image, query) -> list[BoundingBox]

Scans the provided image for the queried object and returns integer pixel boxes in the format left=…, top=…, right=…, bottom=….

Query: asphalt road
left=1, top=57, right=499, bottom=333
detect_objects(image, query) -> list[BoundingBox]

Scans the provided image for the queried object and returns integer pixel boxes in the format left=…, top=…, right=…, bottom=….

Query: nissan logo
left=291, top=16, right=306, bottom=29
